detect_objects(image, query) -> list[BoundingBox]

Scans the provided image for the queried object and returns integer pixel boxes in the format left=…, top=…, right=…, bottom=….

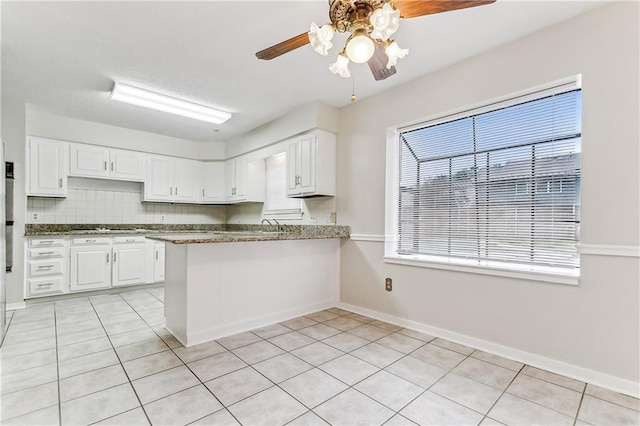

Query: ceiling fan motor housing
left=329, top=0, right=388, bottom=34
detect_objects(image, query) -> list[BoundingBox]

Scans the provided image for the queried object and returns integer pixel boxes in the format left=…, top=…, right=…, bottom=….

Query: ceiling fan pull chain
left=351, top=74, right=357, bottom=102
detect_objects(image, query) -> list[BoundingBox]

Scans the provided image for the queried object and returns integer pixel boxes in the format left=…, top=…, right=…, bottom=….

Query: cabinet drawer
left=28, top=276, right=65, bottom=296
left=114, top=236, right=145, bottom=244
left=28, top=259, right=64, bottom=277
left=29, top=237, right=64, bottom=247
left=27, top=247, right=65, bottom=259
left=72, top=237, right=112, bottom=246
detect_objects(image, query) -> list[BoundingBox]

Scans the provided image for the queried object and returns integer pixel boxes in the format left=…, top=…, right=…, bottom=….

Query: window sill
left=383, top=255, right=579, bottom=286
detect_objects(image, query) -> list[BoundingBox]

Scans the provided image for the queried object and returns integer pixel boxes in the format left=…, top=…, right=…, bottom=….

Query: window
left=389, top=79, right=582, bottom=280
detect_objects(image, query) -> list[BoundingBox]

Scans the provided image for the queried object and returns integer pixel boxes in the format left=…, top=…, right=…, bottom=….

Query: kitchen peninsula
left=148, top=225, right=349, bottom=347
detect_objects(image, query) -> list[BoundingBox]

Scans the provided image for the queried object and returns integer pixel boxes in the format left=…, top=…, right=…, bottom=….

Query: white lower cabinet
left=112, top=237, right=148, bottom=287
left=26, top=237, right=68, bottom=297
left=154, top=243, right=165, bottom=282
left=70, top=242, right=112, bottom=292
left=27, top=235, right=165, bottom=298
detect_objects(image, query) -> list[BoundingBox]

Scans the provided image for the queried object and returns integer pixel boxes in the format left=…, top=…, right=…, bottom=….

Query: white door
left=234, top=157, right=248, bottom=200
left=69, top=144, right=110, bottom=178
left=154, top=243, right=165, bottom=282
left=28, top=137, right=67, bottom=197
left=224, top=160, right=236, bottom=201
left=69, top=246, right=112, bottom=291
left=298, top=135, right=316, bottom=194
left=145, top=155, right=174, bottom=201
left=174, top=158, right=199, bottom=203
left=202, top=162, right=225, bottom=203
left=110, top=149, right=145, bottom=181
left=112, top=245, right=147, bottom=286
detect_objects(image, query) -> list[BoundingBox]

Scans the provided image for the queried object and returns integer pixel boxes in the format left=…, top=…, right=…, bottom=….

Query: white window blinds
left=398, top=89, right=582, bottom=271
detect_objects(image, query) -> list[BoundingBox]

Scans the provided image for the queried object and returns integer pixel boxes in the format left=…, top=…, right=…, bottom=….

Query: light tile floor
left=1, top=287, right=639, bottom=425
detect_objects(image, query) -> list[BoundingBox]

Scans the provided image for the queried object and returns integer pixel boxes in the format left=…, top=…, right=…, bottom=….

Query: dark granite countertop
left=25, top=224, right=350, bottom=243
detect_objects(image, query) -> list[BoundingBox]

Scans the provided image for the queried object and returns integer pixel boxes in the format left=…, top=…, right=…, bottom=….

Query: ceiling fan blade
left=393, top=0, right=496, bottom=19
left=256, top=32, right=310, bottom=60
left=368, top=42, right=397, bottom=81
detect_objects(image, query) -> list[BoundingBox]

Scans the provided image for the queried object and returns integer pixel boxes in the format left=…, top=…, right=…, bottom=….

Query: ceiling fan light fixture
left=309, top=22, right=335, bottom=56
left=385, top=41, right=409, bottom=68
left=370, top=3, right=400, bottom=41
left=110, top=82, right=231, bottom=124
left=345, top=32, right=375, bottom=64
left=329, top=53, right=351, bottom=78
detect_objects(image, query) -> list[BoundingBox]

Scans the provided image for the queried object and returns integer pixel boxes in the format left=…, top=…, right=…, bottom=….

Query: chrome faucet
left=261, top=218, right=273, bottom=227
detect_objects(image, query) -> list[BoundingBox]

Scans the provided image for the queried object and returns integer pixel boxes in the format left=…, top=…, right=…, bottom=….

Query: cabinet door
left=286, top=142, right=300, bottom=196
left=224, top=160, right=236, bottom=201
left=28, top=137, right=67, bottom=197
left=69, top=246, right=112, bottom=291
left=174, top=158, right=200, bottom=203
left=154, top=243, right=165, bottom=282
left=202, top=162, right=225, bottom=203
left=234, top=157, right=248, bottom=200
left=110, top=149, right=145, bottom=181
left=145, top=155, right=174, bottom=201
left=298, top=134, right=316, bottom=194
left=112, top=244, right=147, bottom=287
left=69, top=144, right=110, bottom=178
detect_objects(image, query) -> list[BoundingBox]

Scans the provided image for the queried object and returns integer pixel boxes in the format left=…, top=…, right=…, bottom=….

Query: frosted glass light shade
left=329, top=54, right=351, bottom=78
left=370, top=3, right=400, bottom=41
left=309, top=22, right=335, bottom=56
left=110, top=83, right=231, bottom=124
left=385, top=41, right=409, bottom=68
left=345, top=35, right=375, bottom=64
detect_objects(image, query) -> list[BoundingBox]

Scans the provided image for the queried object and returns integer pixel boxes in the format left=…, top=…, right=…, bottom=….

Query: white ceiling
left=2, top=1, right=605, bottom=143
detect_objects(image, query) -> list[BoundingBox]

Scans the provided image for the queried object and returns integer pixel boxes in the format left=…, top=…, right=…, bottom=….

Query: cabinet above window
left=286, top=130, right=336, bottom=198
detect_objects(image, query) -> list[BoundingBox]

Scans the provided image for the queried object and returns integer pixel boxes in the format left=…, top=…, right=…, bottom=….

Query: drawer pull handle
left=38, top=252, right=55, bottom=255
left=37, top=283, right=53, bottom=287
left=39, top=241, right=55, bottom=245
left=37, top=265, right=54, bottom=269
left=114, top=252, right=117, bottom=262
left=106, top=253, right=110, bottom=263
left=156, top=250, right=158, bottom=260
left=85, top=239, right=96, bottom=243
left=126, top=239, right=135, bottom=242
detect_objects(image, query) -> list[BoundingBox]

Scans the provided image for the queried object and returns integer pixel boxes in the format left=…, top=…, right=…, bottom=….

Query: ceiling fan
left=256, top=0, right=496, bottom=81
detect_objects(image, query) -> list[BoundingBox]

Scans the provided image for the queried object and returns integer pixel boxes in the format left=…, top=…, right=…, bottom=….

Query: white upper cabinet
left=109, top=149, right=146, bottom=181
left=144, top=155, right=201, bottom=203
left=287, top=130, right=336, bottom=197
left=202, top=162, right=225, bottom=203
left=224, top=157, right=265, bottom=203
left=145, top=155, right=175, bottom=202
left=70, top=144, right=145, bottom=181
left=69, top=144, right=110, bottom=178
left=173, top=158, right=201, bottom=202
left=28, top=137, right=68, bottom=197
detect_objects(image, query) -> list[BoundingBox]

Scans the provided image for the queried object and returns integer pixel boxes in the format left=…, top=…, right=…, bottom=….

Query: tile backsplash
left=27, top=178, right=226, bottom=224
left=26, top=177, right=336, bottom=225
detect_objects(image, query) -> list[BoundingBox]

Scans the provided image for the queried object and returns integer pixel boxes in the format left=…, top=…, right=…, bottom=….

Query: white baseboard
left=338, top=302, right=640, bottom=399
left=181, top=299, right=336, bottom=347
left=6, top=302, right=26, bottom=311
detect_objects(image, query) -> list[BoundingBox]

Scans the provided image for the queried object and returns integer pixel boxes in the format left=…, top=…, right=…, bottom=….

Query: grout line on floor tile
left=89, top=291, right=153, bottom=425
left=572, top=385, right=587, bottom=426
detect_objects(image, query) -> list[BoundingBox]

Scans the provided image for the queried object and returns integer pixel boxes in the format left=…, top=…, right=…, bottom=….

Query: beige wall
left=336, top=2, right=639, bottom=390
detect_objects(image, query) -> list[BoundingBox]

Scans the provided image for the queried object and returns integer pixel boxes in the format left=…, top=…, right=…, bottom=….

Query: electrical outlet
left=31, top=212, right=40, bottom=222
left=385, top=278, right=392, bottom=292
left=160, top=215, right=166, bottom=223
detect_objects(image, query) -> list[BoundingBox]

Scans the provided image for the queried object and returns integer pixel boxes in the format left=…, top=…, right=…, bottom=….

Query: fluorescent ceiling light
left=110, top=82, right=231, bottom=125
